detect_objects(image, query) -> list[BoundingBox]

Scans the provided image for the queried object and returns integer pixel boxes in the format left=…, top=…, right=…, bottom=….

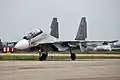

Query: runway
left=0, top=60, right=120, bottom=80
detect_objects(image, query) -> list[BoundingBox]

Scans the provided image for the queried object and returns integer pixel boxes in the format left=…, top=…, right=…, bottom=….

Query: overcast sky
left=0, top=0, right=120, bottom=42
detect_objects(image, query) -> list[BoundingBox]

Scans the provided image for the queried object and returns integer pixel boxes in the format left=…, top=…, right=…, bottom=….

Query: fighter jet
left=14, top=28, right=81, bottom=60
left=111, top=43, right=120, bottom=51
left=15, top=17, right=118, bottom=61
left=92, top=42, right=120, bottom=51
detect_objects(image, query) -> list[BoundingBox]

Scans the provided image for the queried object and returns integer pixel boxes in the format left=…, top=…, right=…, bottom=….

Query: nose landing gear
left=39, top=51, right=48, bottom=61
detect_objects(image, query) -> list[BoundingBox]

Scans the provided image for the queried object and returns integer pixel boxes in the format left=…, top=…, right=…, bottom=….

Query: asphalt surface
left=0, top=60, right=120, bottom=80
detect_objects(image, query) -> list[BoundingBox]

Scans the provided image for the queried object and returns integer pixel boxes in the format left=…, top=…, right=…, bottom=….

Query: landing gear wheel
left=71, top=53, right=76, bottom=60
left=39, top=52, right=48, bottom=61
left=42, top=52, right=48, bottom=60
left=39, top=56, right=43, bottom=61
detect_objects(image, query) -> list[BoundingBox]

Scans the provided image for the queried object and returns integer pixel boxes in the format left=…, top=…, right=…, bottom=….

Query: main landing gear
left=70, top=47, right=76, bottom=60
left=70, top=53, right=76, bottom=60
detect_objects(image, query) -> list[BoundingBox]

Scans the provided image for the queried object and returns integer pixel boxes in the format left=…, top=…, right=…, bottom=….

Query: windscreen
left=23, top=29, right=43, bottom=40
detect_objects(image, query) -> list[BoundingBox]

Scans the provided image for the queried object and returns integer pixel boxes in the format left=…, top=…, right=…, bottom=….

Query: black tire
left=39, top=56, right=43, bottom=61
left=71, top=53, right=76, bottom=60
left=42, top=52, right=48, bottom=60
left=39, top=52, right=48, bottom=61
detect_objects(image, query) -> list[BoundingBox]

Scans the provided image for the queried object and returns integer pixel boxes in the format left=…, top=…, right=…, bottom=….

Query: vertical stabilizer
left=50, top=18, right=59, bottom=38
left=75, top=17, right=87, bottom=40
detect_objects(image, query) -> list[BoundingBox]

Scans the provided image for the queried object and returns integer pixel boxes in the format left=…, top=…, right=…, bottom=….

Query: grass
left=0, top=55, right=120, bottom=61
left=66, top=50, right=120, bottom=54
left=0, top=55, right=36, bottom=60
left=6, top=51, right=120, bottom=55
left=48, top=56, right=120, bottom=60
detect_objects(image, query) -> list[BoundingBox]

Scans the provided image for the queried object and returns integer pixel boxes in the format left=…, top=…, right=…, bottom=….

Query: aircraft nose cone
left=15, top=39, right=29, bottom=50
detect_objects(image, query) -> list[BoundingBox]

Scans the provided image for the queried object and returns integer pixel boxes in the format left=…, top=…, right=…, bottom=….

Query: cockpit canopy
left=23, top=29, right=43, bottom=40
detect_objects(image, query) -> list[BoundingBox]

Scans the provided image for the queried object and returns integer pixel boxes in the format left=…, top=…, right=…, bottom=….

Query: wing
left=32, top=40, right=83, bottom=46
left=32, top=39, right=118, bottom=47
